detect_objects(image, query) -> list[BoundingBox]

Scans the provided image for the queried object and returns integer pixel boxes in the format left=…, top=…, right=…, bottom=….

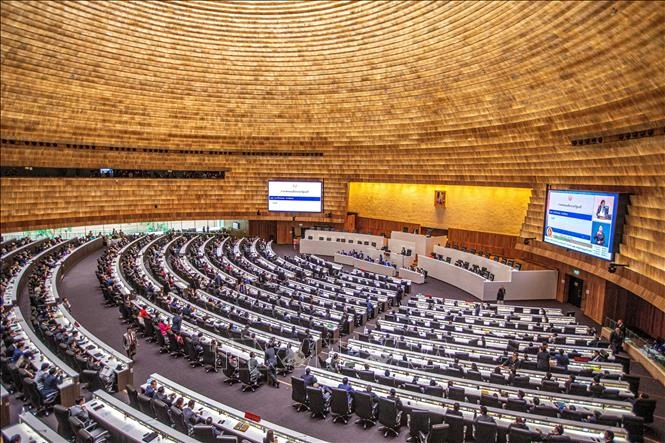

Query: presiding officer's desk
left=51, top=239, right=134, bottom=391
left=1, top=412, right=69, bottom=443
left=146, top=373, right=326, bottom=443
left=346, top=338, right=631, bottom=395
left=368, top=325, right=625, bottom=376
left=88, top=390, right=196, bottom=443
left=335, top=350, right=634, bottom=416
left=307, top=367, right=627, bottom=443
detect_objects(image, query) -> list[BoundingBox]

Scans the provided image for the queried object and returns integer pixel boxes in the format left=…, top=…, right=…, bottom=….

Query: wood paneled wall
left=605, top=282, right=665, bottom=339
left=447, top=228, right=519, bottom=259
left=355, top=217, right=421, bottom=238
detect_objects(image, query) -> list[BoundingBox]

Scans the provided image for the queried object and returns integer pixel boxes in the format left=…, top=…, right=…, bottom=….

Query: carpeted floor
left=9, top=243, right=662, bottom=442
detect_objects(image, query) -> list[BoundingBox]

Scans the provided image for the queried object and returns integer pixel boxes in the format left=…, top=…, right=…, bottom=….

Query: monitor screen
left=543, top=189, right=625, bottom=261
left=268, top=180, right=323, bottom=213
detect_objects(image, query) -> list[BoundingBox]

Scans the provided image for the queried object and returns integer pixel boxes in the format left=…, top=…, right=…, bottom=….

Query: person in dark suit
left=475, top=405, right=495, bottom=423
left=264, top=342, right=279, bottom=388
left=536, top=346, right=551, bottom=370
left=183, top=399, right=203, bottom=425
left=302, top=367, right=317, bottom=387
left=508, top=416, right=528, bottom=431
left=446, top=402, right=463, bottom=416
left=40, top=367, right=63, bottom=399
left=337, top=377, right=355, bottom=405
left=387, top=388, right=402, bottom=409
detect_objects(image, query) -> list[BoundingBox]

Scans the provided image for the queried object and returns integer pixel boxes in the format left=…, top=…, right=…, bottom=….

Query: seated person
left=69, top=397, right=91, bottom=425
left=337, top=377, right=355, bottom=405
left=153, top=386, right=176, bottom=406
left=144, top=379, right=158, bottom=398
left=446, top=402, right=463, bottom=416
left=204, top=416, right=223, bottom=437
left=183, top=399, right=203, bottom=425
left=39, top=367, right=63, bottom=399
left=302, top=367, right=317, bottom=387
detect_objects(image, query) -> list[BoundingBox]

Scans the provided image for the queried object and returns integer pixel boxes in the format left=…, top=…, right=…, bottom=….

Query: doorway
left=566, top=275, right=584, bottom=307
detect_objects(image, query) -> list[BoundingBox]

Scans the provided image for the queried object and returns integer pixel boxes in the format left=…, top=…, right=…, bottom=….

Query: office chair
left=419, top=423, right=449, bottom=443
left=191, top=425, right=218, bottom=443
left=54, top=404, right=75, bottom=440
left=505, top=398, right=528, bottom=412
left=406, top=409, right=429, bottom=442
left=354, top=392, right=377, bottom=430
left=447, top=386, right=465, bottom=402
left=509, top=427, right=537, bottom=443
left=632, top=398, right=656, bottom=424
left=474, top=420, right=497, bottom=443
left=330, top=388, right=352, bottom=424
left=480, top=394, right=502, bottom=408
left=424, top=385, right=444, bottom=398
left=402, top=383, right=424, bottom=394
left=377, top=397, right=401, bottom=437
left=202, top=346, right=219, bottom=373
left=152, top=399, right=172, bottom=426
left=532, top=405, right=559, bottom=418
left=137, top=393, right=155, bottom=417
left=568, top=383, right=590, bottom=397
left=622, top=414, right=644, bottom=443
left=238, top=367, right=260, bottom=392
left=540, top=380, right=562, bottom=393
left=306, top=386, right=330, bottom=419
left=443, top=414, right=465, bottom=443
left=489, top=372, right=507, bottom=385
left=77, top=427, right=110, bottom=443
left=125, top=384, right=140, bottom=409
left=290, top=377, right=310, bottom=412
left=223, top=360, right=241, bottom=385
left=68, top=417, right=109, bottom=442
left=25, top=377, right=57, bottom=416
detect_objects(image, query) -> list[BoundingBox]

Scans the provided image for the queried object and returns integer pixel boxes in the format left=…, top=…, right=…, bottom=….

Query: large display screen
left=543, top=189, right=622, bottom=261
left=268, top=181, right=323, bottom=213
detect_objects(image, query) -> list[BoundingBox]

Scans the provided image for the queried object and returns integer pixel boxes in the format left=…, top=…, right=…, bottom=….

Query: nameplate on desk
left=244, top=411, right=261, bottom=422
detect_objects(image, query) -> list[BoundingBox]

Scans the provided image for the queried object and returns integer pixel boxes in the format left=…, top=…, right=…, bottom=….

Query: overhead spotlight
left=523, top=237, right=536, bottom=245
left=608, top=263, right=629, bottom=273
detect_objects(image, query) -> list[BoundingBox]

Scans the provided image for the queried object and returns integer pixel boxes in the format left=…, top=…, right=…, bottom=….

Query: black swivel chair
left=291, top=377, right=310, bottom=412
left=480, top=394, right=502, bottom=408
left=353, top=392, right=377, bottom=429
left=447, top=386, right=465, bottom=402
left=505, top=398, right=528, bottom=412
left=509, top=427, right=537, bottom=443
left=424, top=385, right=444, bottom=398
left=170, top=406, right=189, bottom=435
left=125, top=384, right=140, bottom=410
left=632, top=399, right=656, bottom=424
left=238, top=367, right=260, bottom=392
left=137, top=393, right=155, bottom=417
left=622, top=414, right=644, bottom=443
left=474, top=420, right=497, bottom=443
left=444, top=414, right=465, bottom=443
left=330, top=388, right=352, bottom=424
left=152, top=399, right=172, bottom=426
left=306, top=386, right=330, bottom=419
left=407, top=409, right=430, bottom=442
left=541, top=380, right=562, bottom=393
left=532, top=405, right=559, bottom=418
left=77, top=428, right=110, bottom=443
left=377, top=397, right=401, bottom=438
left=192, top=425, right=218, bottom=443
left=489, top=372, right=507, bottom=385
left=202, top=346, right=218, bottom=373
left=54, top=404, right=75, bottom=440
left=420, top=423, right=449, bottom=443
left=68, top=417, right=109, bottom=442
left=25, top=378, right=57, bottom=416
left=223, top=361, right=241, bottom=385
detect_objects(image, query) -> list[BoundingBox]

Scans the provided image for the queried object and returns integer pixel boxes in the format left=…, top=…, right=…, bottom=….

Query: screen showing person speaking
left=268, top=181, right=323, bottom=212
left=543, top=190, right=619, bottom=261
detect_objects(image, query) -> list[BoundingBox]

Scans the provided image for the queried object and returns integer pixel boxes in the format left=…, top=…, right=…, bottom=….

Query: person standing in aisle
left=123, top=326, right=138, bottom=360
